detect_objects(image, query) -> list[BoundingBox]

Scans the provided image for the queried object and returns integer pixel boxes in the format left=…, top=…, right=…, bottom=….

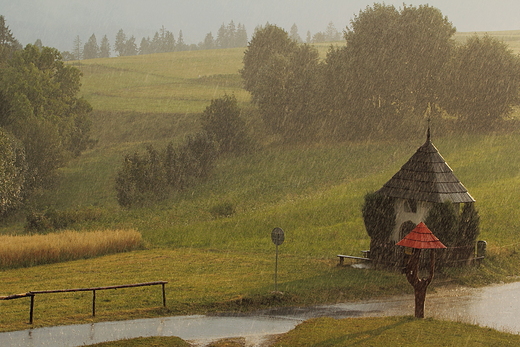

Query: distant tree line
left=0, top=16, right=94, bottom=215
left=61, top=20, right=344, bottom=60
left=241, top=4, right=520, bottom=143
left=62, top=21, right=249, bottom=60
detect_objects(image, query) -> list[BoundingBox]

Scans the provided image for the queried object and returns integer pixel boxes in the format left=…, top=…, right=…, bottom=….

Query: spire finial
left=425, top=103, right=432, bottom=142
left=427, top=117, right=431, bottom=142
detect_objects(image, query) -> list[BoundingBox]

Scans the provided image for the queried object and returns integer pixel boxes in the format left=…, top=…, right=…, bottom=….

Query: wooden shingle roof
left=377, top=133, right=475, bottom=203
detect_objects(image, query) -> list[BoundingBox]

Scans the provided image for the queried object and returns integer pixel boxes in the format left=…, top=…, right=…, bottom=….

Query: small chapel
left=362, top=128, right=481, bottom=267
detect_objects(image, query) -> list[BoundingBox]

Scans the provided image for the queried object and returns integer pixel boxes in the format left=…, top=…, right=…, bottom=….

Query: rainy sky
left=1, top=0, right=520, bottom=52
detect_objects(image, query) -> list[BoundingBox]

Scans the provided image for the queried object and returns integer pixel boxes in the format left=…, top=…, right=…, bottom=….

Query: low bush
left=25, top=207, right=104, bottom=233
left=0, top=229, right=144, bottom=269
left=209, top=202, right=236, bottom=218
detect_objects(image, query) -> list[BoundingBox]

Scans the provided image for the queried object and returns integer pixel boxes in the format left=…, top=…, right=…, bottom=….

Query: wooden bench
left=337, top=254, right=371, bottom=266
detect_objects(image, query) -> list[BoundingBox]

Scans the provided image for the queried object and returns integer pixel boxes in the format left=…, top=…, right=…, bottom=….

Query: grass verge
left=84, top=316, right=520, bottom=346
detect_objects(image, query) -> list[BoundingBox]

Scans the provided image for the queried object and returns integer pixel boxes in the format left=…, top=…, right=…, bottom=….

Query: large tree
left=241, top=25, right=325, bottom=141
left=241, top=24, right=297, bottom=97
left=326, top=4, right=456, bottom=139
left=0, top=44, right=93, bottom=190
left=441, top=35, right=520, bottom=131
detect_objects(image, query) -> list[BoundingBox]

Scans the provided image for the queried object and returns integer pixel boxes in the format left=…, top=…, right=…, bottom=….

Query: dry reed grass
left=0, top=229, right=144, bottom=269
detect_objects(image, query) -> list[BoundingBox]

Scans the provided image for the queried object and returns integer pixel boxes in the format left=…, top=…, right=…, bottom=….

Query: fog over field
left=1, top=0, right=519, bottom=51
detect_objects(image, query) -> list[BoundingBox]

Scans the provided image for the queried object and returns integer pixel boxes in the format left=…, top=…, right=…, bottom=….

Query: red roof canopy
left=396, top=222, right=447, bottom=249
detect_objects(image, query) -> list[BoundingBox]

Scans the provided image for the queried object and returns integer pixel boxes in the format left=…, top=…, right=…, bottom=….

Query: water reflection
left=1, top=282, right=520, bottom=346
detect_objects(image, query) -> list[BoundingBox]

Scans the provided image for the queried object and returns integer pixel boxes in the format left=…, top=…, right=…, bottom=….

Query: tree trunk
left=405, top=249, right=435, bottom=318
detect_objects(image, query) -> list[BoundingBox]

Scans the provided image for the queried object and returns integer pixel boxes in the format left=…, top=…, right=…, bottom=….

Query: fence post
left=92, top=290, right=96, bottom=317
left=29, top=294, right=35, bottom=324
left=162, top=283, right=166, bottom=307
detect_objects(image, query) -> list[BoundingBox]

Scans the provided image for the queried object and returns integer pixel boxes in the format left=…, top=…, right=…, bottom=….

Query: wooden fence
left=0, top=281, right=167, bottom=324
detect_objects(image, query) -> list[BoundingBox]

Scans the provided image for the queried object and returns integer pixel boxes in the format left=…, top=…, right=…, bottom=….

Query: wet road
left=1, top=281, right=520, bottom=346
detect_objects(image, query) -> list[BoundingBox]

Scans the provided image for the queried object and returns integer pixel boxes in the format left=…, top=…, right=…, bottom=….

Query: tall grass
left=0, top=230, right=144, bottom=269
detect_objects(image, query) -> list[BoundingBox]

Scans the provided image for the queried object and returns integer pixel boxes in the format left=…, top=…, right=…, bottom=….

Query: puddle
left=2, top=281, right=520, bottom=346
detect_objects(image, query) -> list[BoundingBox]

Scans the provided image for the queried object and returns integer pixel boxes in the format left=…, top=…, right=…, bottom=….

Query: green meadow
left=2, top=31, right=520, bottom=336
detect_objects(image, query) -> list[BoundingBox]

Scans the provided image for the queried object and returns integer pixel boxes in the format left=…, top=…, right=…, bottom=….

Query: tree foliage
left=327, top=4, right=456, bottom=139
left=115, top=95, right=253, bottom=207
left=0, top=15, right=21, bottom=63
left=139, top=26, right=176, bottom=55
left=362, top=192, right=396, bottom=240
left=83, top=34, right=100, bottom=59
left=241, top=4, right=520, bottom=142
left=441, top=35, right=520, bottom=131
left=215, top=21, right=248, bottom=49
left=114, top=29, right=137, bottom=56
left=115, top=134, right=218, bottom=207
left=0, top=129, right=26, bottom=215
left=241, top=25, right=326, bottom=141
left=362, top=192, right=396, bottom=263
left=424, top=201, right=459, bottom=247
left=241, top=24, right=297, bottom=97
left=0, top=44, right=93, bottom=191
left=425, top=201, right=481, bottom=265
left=99, top=35, right=111, bottom=58
left=200, top=94, right=252, bottom=155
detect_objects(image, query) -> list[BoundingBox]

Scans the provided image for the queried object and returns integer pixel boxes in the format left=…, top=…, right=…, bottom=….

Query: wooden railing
left=0, top=281, right=168, bottom=324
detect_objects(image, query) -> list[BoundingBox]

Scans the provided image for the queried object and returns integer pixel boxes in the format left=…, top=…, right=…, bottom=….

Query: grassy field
left=2, top=31, right=520, bottom=334
left=77, top=48, right=250, bottom=114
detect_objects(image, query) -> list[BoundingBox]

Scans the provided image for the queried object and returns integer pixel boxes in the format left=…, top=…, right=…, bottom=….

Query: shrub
left=116, top=134, right=218, bottom=207
left=209, top=202, right=236, bottom=218
left=115, top=146, right=169, bottom=207
left=362, top=192, right=396, bottom=264
left=200, top=94, right=253, bottom=155
left=25, top=207, right=104, bottom=232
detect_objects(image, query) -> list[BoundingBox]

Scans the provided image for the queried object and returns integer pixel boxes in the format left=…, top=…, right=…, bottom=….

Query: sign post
left=271, top=227, right=285, bottom=292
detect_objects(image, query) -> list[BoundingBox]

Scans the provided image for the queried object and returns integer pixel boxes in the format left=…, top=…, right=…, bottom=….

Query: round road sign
left=271, top=227, right=285, bottom=246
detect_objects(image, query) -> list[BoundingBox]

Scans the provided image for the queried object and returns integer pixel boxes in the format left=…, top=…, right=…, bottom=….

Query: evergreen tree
left=164, top=30, right=175, bottom=52
left=99, top=35, right=110, bottom=58
left=325, top=21, right=342, bottom=41
left=34, top=39, right=43, bottom=49
left=290, top=24, right=302, bottom=42
left=139, top=37, right=151, bottom=55
left=236, top=24, right=248, bottom=46
left=216, top=23, right=228, bottom=48
left=200, top=32, right=215, bottom=50
left=227, top=20, right=236, bottom=47
left=114, top=29, right=126, bottom=56
left=0, top=15, right=21, bottom=63
left=72, top=35, right=82, bottom=60
left=176, top=30, right=186, bottom=51
left=83, top=34, right=99, bottom=59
